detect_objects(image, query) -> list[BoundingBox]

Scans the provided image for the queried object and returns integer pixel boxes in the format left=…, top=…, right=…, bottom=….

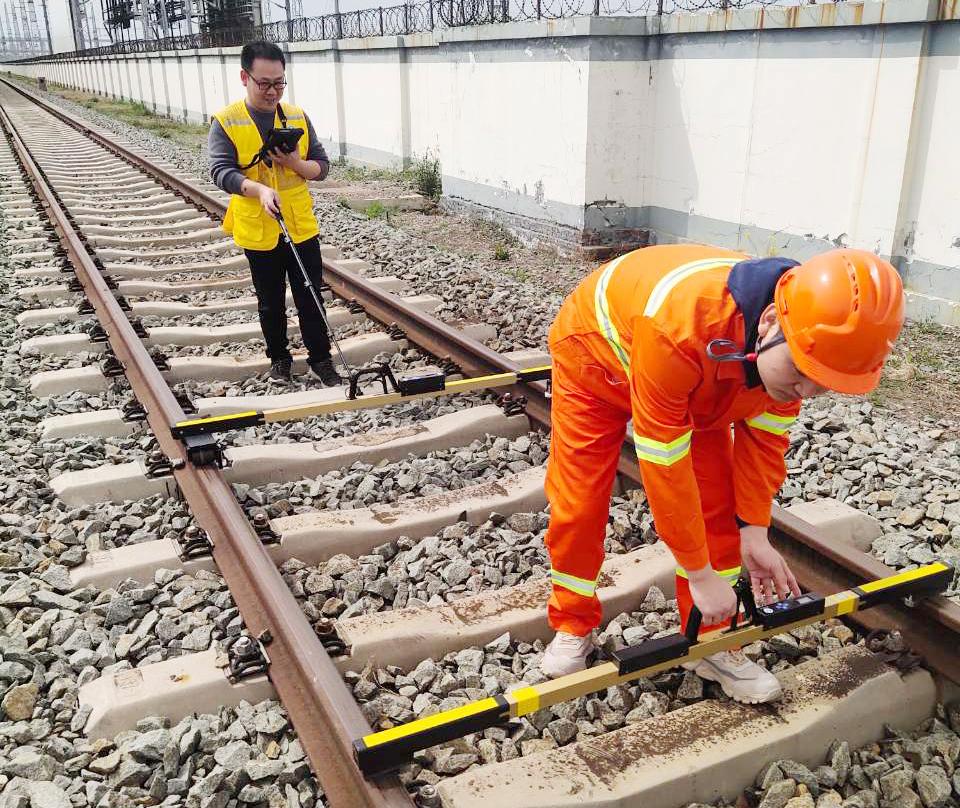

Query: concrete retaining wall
left=6, top=3, right=960, bottom=321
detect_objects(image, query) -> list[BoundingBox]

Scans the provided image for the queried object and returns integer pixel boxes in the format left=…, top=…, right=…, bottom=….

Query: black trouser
left=245, top=235, right=331, bottom=364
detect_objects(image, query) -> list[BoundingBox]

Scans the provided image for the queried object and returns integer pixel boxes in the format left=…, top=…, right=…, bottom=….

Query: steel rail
left=770, top=506, right=960, bottom=683
left=7, top=77, right=957, bottom=686
left=0, top=78, right=228, bottom=222
left=0, top=89, right=410, bottom=808
left=0, top=78, right=555, bottom=423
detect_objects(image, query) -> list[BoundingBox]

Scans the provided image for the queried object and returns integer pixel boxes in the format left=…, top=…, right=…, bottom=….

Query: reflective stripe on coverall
left=545, top=244, right=800, bottom=637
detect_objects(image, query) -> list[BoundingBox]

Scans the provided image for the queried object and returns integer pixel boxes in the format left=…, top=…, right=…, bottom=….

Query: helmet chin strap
left=706, top=331, right=787, bottom=364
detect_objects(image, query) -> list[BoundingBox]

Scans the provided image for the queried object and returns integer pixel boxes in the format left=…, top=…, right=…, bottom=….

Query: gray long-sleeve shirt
left=208, top=102, right=329, bottom=196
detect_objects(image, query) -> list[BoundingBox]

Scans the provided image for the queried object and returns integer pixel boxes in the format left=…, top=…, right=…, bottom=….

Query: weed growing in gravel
left=511, top=267, right=529, bottom=282
left=412, top=152, right=442, bottom=201
left=343, top=163, right=394, bottom=182
left=337, top=197, right=350, bottom=209
left=365, top=201, right=387, bottom=220
left=493, top=243, right=511, bottom=261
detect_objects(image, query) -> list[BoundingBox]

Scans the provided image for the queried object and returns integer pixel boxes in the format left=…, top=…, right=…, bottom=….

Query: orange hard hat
left=774, top=249, right=904, bottom=395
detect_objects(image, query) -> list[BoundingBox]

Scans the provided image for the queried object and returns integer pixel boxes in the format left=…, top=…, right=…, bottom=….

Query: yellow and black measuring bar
left=170, top=364, right=552, bottom=439
left=353, top=561, right=954, bottom=778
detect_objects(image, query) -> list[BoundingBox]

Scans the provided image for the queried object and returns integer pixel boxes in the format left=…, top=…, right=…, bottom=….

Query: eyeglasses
left=247, top=74, right=287, bottom=92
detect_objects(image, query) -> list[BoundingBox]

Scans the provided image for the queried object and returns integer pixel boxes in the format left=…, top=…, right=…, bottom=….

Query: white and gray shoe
left=684, top=649, right=782, bottom=704
left=540, top=631, right=594, bottom=678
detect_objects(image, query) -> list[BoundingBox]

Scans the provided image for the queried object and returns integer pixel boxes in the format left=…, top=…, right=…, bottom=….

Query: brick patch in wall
left=441, top=196, right=650, bottom=259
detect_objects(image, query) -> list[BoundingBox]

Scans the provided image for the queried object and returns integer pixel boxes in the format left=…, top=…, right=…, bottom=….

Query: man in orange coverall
left=540, top=244, right=904, bottom=703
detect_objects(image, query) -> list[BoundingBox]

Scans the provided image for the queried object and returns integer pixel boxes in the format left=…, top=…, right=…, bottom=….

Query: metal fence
left=12, top=0, right=801, bottom=62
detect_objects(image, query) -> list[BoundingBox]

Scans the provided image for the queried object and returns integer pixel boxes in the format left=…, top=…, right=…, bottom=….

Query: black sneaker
left=269, top=357, right=293, bottom=381
left=308, top=358, right=343, bottom=387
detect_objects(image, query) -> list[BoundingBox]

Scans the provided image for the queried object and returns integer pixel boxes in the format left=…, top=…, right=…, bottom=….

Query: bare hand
left=257, top=185, right=280, bottom=219
left=740, top=526, right=800, bottom=605
left=268, top=147, right=301, bottom=170
left=687, top=566, right=739, bottom=627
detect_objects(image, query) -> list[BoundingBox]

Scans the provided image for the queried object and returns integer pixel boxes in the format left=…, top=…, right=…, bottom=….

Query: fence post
left=536, top=0, right=541, bottom=18
left=593, top=0, right=600, bottom=13
left=429, top=0, right=434, bottom=28
left=379, top=6, right=384, bottom=34
left=404, top=1, right=410, bottom=32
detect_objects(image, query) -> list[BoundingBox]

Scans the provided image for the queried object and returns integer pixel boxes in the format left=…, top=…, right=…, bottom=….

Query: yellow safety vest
left=213, top=100, right=319, bottom=251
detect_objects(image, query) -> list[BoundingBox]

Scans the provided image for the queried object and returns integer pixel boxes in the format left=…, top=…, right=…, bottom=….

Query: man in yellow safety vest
left=208, top=40, right=341, bottom=385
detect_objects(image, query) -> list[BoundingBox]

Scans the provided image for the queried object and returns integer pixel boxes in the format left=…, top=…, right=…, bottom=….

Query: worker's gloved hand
left=686, top=566, right=739, bottom=627
left=740, top=525, right=801, bottom=605
left=257, top=185, right=281, bottom=219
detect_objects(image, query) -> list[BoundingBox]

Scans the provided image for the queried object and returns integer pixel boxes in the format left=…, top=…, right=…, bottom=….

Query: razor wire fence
left=12, top=0, right=816, bottom=62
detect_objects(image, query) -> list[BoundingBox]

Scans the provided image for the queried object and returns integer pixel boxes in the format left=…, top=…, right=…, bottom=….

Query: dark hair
left=241, top=41, right=285, bottom=73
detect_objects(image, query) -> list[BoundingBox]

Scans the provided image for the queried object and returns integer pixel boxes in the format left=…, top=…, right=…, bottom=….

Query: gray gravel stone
left=914, top=765, right=951, bottom=808
left=214, top=740, right=253, bottom=769
left=759, top=779, right=798, bottom=808
left=0, top=662, right=33, bottom=682
left=1, top=749, right=58, bottom=780
left=1, top=683, right=38, bottom=721
left=123, top=728, right=171, bottom=761
left=816, top=791, right=843, bottom=808
left=103, top=596, right=135, bottom=627
left=253, top=708, right=288, bottom=734
left=779, top=760, right=819, bottom=796
left=829, top=740, right=851, bottom=786
left=245, top=759, right=285, bottom=781
left=108, top=758, right=153, bottom=787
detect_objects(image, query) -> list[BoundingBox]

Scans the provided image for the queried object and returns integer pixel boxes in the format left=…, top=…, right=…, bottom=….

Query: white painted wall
left=894, top=25, right=960, bottom=309
left=338, top=50, right=406, bottom=166
left=7, top=3, right=960, bottom=320
left=287, top=49, right=340, bottom=154
left=407, top=58, right=446, bottom=161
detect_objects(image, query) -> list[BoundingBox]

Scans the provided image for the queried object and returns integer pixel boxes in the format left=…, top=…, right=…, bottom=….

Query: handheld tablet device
left=263, top=126, right=303, bottom=154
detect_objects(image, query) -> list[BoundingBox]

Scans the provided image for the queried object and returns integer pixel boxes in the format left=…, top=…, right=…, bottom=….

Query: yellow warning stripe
left=856, top=562, right=949, bottom=593
left=508, top=686, right=540, bottom=717
left=175, top=410, right=259, bottom=428
left=834, top=594, right=857, bottom=616
left=676, top=565, right=741, bottom=581
left=360, top=697, right=502, bottom=748
left=746, top=411, right=797, bottom=436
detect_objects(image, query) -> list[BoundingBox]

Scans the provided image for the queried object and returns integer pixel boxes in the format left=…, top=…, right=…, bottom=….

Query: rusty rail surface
left=770, top=505, right=960, bottom=684
left=0, top=84, right=411, bottom=808
left=5, top=74, right=958, bottom=700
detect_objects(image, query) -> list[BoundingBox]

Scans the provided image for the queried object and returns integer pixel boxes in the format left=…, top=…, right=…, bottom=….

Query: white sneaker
left=684, top=649, right=782, bottom=704
left=540, top=631, right=594, bottom=678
